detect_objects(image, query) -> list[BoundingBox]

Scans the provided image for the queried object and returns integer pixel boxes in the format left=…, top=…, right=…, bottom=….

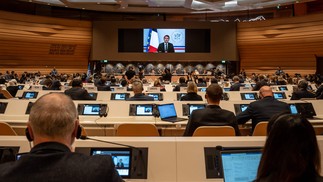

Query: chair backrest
left=0, top=90, right=13, bottom=99
left=116, top=124, right=160, bottom=136
left=192, top=126, right=236, bottom=136
left=0, top=122, right=17, bottom=135
left=252, top=122, right=268, bottom=136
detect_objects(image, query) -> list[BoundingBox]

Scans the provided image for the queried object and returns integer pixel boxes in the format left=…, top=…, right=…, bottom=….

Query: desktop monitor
left=22, top=91, right=38, bottom=99
left=240, top=93, right=258, bottom=100
left=17, top=85, right=24, bottom=90
left=88, top=92, right=98, bottom=100
left=273, top=92, right=286, bottom=99
left=176, top=93, right=187, bottom=101
left=147, top=93, right=163, bottom=101
left=135, top=104, right=153, bottom=116
left=91, top=148, right=132, bottom=178
left=189, top=104, right=206, bottom=115
left=79, top=104, right=107, bottom=116
left=223, top=88, right=230, bottom=92
left=220, top=149, right=262, bottom=182
left=289, top=103, right=317, bottom=118
left=234, top=104, right=249, bottom=115
left=198, top=87, right=207, bottom=92
left=278, top=86, right=288, bottom=91
left=110, top=93, right=130, bottom=100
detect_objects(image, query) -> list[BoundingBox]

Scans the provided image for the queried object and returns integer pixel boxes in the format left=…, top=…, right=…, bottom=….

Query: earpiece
left=153, top=104, right=160, bottom=118
left=99, top=104, right=109, bottom=117
left=25, top=128, right=33, bottom=142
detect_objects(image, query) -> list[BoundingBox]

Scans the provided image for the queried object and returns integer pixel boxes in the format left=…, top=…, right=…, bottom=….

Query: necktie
left=165, top=43, right=168, bottom=51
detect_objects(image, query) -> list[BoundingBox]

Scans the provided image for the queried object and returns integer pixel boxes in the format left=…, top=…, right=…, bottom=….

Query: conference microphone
left=80, top=136, right=146, bottom=177
left=80, top=135, right=141, bottom=152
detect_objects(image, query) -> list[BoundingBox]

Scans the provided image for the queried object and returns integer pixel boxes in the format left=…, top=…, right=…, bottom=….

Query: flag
left=147, top=28, right=159, bottom=52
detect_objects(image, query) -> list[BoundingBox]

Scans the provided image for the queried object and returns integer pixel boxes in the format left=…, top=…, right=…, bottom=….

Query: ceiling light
left=225, top=0, right=237, bottom=6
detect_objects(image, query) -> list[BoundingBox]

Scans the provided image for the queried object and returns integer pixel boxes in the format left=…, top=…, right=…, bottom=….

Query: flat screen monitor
left=189, top=104, right=206, bottom=115
left=82, top=104, right=100, bottom=115
left=147, top=93, right=163, bottom=101
left=0, top=146, right=20, bottom=164
left=273, top=92, right=286, bottom=99
left=176, top=93, right=186, bottom=101
left=278, top=86, right=288, bottom=91
left=135, top=104, right=153, bottom=116
left=88, top=92, right=98, bottom=100
left=234, top=104, right=249, bottom=115
left=22, top=92, right=38, bottom=99
left=220, top=149, right=262, bottom=182
left=240, top=93, right=258, bottom=100
left=0, top=102, right=8, bottom=114
left=110, top=93, right=130, bottom=100
left=223, top=88, right=230, bottom=92
left=17, top=85, right=24, bottom=90
left=91, top=148, right=131, bottom=178
left=289, top=104, right=298, bottom=114
left=198, top=87, right=207, bottom=92
left=289, top=103, right=317, bottom=118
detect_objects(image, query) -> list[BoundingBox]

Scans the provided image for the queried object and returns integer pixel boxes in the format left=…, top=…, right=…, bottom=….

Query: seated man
left=180, top=82, right=203, bottom=101
left=229, top=76, right=241, bottom=91
left=183, top=84, right=240, bottom=136
left=0, top=93, right=123, bottom=181
left=290, top=79, right=315, bottom=100
left=127, top=80, right=154, bottom=101
left=64, top=78, right=95, bottom=100
left=173, top=77, right=187, bottom=91
left=236, top=86, right=290, bottom=133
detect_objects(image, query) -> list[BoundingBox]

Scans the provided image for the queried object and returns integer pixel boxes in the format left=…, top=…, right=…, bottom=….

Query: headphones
left=25, top=125, right=83, bottom=142
left=99, top=104, right=109, bottom=118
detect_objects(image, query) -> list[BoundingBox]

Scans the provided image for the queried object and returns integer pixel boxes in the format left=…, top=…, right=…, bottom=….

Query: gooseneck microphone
left=79, top=136, right=141, bottom=152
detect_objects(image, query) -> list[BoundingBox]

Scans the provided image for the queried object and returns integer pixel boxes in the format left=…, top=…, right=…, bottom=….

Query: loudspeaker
left=25, top=125, right=83, bottom=141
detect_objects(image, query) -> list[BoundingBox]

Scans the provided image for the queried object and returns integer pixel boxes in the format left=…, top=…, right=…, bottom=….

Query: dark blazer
left=236, top=96, right=290, bottom=132
left=315, top=85, right=323, bottom=98
left=127, top=93, right=154, bottom=101
left=0, top=142, right=123, bottom=182
left=252, top=80, right=268, bottom=91
left=180, top=92, right=203, bottom=101
left=183, top=105, right=241, bottom=136
left=157, top=42, right=175, bottom=53
left=229, top=82, right=241, bottom=91
left=290, top=89, right=315, bottom=100
left=64, top=87, right=95, bottom=100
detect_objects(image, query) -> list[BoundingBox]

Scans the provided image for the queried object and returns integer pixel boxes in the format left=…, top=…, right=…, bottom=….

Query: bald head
left=259, top=86, right=273, bottom=98
left=29, top=93, right=78, bottom=139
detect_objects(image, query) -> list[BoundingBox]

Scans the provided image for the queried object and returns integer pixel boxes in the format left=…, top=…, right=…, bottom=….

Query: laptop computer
left=157, top=103, right=187, bottom=122
left=220, top=149, right=262, bottom=182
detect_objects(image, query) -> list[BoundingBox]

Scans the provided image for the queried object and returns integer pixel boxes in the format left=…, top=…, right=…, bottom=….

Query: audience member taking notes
left=0, top=93, right=123, bottom=182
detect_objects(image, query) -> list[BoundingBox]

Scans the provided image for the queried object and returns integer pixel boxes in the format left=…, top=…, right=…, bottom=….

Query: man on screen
left=157, top=35, right=175, bottom=53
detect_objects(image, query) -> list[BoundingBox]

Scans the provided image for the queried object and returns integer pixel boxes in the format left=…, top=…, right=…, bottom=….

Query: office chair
left=252, top=122, right=268, bottom=136
left=0, top=90, right=14, bottom=99
left=116, top=124, right=160, bottom=136
left=192, top=126, right=236, bottom=136
left=0, top=122, right=17, bottom=135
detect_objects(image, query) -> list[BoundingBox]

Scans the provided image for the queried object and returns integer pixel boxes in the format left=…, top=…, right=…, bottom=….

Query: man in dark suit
left=236, top=86, right=290, bottom=133
left=157, top=35, right=175, bottom=53
left=290, top=79, right=315, bottom=100
left=173, top=77, right=187, bottom=91
left=183, top=84, right=241, bottom=136
left=64, top=78, right=95, bottom=100
left=127, top=80, right=154, bottom=101
left=229, top=76, right=241, bottom=91
left=0, top=93, right=123, bottom=182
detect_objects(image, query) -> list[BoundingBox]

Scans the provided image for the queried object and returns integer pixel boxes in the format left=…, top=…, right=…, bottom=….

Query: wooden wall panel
left=0, top=10, right=92, bottom=75
left=237, top=13, right=323, bottom=76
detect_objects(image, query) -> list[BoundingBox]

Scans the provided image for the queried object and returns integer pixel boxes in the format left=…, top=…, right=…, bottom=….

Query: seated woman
left=255, top=113, right=323, bottom=182
left=180, top=82, right=203, bottom=101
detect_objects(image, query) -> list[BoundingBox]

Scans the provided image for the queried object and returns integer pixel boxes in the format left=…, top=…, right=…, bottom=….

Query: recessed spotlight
left=82, top=8, right=85, bottom=10
left=97, top=2, right=100, bottom=4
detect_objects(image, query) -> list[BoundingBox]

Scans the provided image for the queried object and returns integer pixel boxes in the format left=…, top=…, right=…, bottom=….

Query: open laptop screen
left=189, top=104, right=206, bottom=115
left=221, top=149, right=262, bottom=182
left=278, top=86, right=288, bottom=91
left=157, top=103, right=177, bottom=119
left=136, top=104, right=153, bottom=116
left=111, top=93, right=129, bottom=100
left=90, top=148, right=131, bottom=178
left=82, top=104, right=101, bottom=115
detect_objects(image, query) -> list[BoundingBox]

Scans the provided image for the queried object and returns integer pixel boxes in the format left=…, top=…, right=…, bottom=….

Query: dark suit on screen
left=236, top=96, right=290, bottom=132
left=64, top=87, right=95, bottom=100
left=183, top=105, right=241, bottom=136
left=0, top=142, right=123, bottom=182
left=157, top=42, right=174, bottom=53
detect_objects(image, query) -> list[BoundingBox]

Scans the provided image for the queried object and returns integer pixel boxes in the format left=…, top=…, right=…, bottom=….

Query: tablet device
left=22, top=92, right=38, bottom=99
left=135, top=104, right=153, bottom=116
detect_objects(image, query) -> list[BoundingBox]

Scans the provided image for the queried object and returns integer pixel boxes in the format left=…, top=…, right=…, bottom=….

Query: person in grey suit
left=236, top=86, right=290, bottom=133
left=64, top=78, right=95, bottom=100
left=0, top=93, right=123, bottom=182
left=290, top=79, right=315, bottom=100
left=183, top=84, right=241, bottom=136
left=127, top=80, right=154, bottom=101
